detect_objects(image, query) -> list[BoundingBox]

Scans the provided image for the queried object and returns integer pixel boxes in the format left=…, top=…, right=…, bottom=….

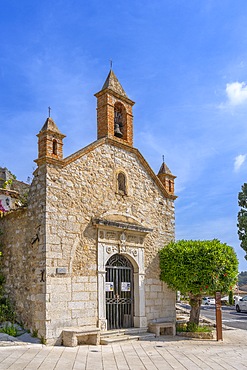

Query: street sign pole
left=215, top=291, right=223, bottom=341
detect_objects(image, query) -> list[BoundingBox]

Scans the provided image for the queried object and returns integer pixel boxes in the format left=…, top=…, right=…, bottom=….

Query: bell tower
left=35, top=117, right=66, bottom=166
left=157, top=159, right=176, bottom=195
left=94, top=69, right=135, bottom=146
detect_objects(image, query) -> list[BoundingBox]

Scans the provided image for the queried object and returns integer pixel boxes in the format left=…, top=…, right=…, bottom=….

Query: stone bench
left=149, top=321, right=176, bottom=337
left=62, top=327, right=100, bottom=347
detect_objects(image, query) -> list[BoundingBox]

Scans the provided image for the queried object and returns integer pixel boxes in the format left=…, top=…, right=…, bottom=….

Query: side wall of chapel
left=0, top=167, right=47, bottom=338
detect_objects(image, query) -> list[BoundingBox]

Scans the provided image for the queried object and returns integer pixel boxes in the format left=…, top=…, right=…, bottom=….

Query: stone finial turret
left=94, top=70, right=135, bottom=146
left=157, top=160, right=176, bottom=195
left=35, top=117, right=66, bottom=166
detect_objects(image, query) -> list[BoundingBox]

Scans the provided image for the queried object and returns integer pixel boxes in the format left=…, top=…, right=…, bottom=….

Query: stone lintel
left=92, top=218, right=153, bottom=234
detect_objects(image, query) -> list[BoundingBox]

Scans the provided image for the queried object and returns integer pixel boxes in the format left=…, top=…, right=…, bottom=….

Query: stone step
left=100, top=327, right=148, bottom=337
left=100, top=331, right=155, bottom=345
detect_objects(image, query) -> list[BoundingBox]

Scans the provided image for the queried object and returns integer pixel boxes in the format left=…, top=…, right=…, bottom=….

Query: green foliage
left=2, top=179, right=12, bottom=189
left=0, top=323, right=18, bottom=337
left=0, top=274, right=5, bottom=297
left=0, top=232, right=16, bottom=323
left=0, top=297, right=16, bottom=323
left=32, top=329, right=38, bottom=338
left=186, top=322, right=198, bottom=332
left=176, top=323, right=187, bottom=332
left=229, top=290, right=234, bottom=305
left=237, top=183, right=247, bottom=260
left=176, top=322, right=212, bottom=333
left=238, top=271, right=247, bottom=286
left=19, top=192, right=29, bottom=207
left=159, top=239, right=238, bottom=296
left=40, top=336, right=47, bottom=345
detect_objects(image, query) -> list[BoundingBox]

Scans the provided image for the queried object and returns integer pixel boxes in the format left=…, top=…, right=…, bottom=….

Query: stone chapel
left=0, top=70, right=177, bottom=345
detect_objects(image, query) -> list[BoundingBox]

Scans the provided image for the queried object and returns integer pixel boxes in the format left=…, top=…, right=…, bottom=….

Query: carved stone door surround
left=93, top=218, right=152, bottom=331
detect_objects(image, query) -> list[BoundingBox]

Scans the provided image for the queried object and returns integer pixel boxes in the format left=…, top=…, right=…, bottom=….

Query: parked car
left=202, top=297, right=215, bottom=305
left=235, top=295, right=247, bottom=312
left=220, top=296, right=229, bottom=303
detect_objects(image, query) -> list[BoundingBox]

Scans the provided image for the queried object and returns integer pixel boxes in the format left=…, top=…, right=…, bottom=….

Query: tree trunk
left=188, top=292, right=202, bottom=325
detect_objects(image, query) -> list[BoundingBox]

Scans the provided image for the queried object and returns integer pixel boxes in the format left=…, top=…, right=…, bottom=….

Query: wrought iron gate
left=106, top=254, right=134, bottom=330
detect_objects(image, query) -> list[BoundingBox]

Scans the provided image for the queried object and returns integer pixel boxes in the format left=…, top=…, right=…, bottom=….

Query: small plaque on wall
left=105, top=282, right=114, bottom=291
left=56, top=267, right=67, bottom=274
left=121, top=282, right=131, bottom=291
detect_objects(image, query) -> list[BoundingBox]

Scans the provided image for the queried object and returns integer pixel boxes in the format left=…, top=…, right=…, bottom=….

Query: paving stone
left=0, top=328, right=246, bottom=369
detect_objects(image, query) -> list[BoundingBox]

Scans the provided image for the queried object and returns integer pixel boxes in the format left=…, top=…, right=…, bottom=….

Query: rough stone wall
left=0, top=165, right=47, bottom=339
left=44, top=141, right=175, bottom=343
left=25, top=165, right=47, bottom=338
left=0, top=209, right=29, bottom=320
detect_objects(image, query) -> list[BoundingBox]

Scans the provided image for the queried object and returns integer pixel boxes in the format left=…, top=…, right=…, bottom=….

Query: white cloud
left=226, top=82, right=247, bottom=105
left=234, top=154, right=246, bottom=172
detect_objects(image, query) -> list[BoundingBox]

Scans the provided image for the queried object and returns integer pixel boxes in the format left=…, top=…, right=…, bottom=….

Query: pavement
left=0, top=326, right=247, bottom=369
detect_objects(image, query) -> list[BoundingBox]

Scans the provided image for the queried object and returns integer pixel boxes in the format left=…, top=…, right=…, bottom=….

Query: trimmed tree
left=237, top=183, right=247, bottom=260
left=159, top=239, right=238, bottom=325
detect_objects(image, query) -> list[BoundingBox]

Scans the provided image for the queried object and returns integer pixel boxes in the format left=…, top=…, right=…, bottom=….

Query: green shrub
left=0, top=297, right=16, bottom=323
left=0, top=232, right=17, bottom=326
left=0, top=323, right=18, bottom=337
left=176, top=322, right=212, bottom=333
left=32, top=329, right=38, bottom=338
left=40, top=336, right=46, bottom=345
left=229, top=290, right=234, bottom=305
left=186, top=322, right=198, bottom=332
left=176, top=323, right=187, bottom=332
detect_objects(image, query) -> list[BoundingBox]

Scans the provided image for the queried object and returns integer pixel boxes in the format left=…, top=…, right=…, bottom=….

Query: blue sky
left=1, top=0, right=247, bottom=271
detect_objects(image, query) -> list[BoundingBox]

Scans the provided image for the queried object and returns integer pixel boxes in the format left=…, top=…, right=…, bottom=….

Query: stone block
left=151, top=285, right=162, bottom=292
left=62, top=328, right=100, bottom=347
left=84, top=283, right=97, bottom=292
left=72, top=291, right=90, bottom=301
left=72, top=283, right=86, bottom=292
left=50, top=292, right=71, bottom=303
left=76, top=316, right=96, bottom=326
left=46, top=309, right=71, bottom=321
left=148, top=292, right=158, bottom=299
left=68, top=301, right=87, bottom=310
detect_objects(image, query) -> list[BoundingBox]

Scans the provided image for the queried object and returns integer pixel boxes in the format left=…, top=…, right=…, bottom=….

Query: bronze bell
left=114, top=123, right=123, bottom=138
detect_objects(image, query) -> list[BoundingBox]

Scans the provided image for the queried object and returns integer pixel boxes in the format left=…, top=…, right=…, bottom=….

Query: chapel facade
left=0, top=70, right=177, bottom=344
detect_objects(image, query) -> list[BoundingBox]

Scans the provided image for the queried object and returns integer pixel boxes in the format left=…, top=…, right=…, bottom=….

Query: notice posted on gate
left=121, top=282, right=131, bottom=291
left=105, top=282, right=114, bottom=291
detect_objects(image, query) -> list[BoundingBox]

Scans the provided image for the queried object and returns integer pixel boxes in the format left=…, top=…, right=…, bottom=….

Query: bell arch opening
left=114, top=102, right=126, bottom=140
left=52, top=139, right=58, bottom=155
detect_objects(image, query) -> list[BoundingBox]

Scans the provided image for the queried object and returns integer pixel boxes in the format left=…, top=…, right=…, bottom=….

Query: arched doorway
left=105, top=254, right=134, bottom=330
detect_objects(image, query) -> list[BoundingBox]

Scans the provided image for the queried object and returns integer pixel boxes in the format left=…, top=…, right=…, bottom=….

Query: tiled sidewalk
left=0, top=328, right=247, bottom=369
